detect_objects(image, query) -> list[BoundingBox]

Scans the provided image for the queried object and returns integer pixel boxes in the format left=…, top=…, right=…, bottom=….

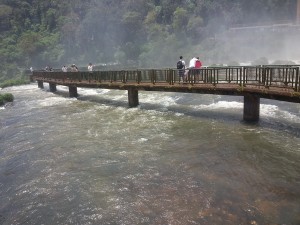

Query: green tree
left=18, top=32, right=43, bottom=57
left=0, top=4, right=13, bottom=31
left=172, top=7, right=188, bottom=33
left=187, top=16, right=204, bottom=40
left=0, top=0, right=298, bottom=82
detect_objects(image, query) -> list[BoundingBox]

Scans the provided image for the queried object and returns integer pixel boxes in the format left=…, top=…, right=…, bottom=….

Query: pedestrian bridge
left=32, top=65, right=300, bottom=122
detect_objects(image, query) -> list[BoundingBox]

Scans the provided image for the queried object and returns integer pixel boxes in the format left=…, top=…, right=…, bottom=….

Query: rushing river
left=0, top=83, right=299, bottom=225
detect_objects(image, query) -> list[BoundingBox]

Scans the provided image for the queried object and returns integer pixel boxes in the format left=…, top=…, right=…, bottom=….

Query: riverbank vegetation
left=0, top=78, right=30, bottom=89
left=0, top=93, right=14, bottom=106
left=0, top=0, right=298, bottom=83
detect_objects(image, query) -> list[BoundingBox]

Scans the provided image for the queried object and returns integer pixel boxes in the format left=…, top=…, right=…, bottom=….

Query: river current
left=0, top=83, right=299, bottom=225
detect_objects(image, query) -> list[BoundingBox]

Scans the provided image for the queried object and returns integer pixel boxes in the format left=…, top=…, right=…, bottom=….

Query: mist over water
left=0, top=83, right=299, bottom=225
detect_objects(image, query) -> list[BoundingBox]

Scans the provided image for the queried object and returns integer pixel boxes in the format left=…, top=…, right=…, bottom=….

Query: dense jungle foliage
left=0, top=0, right=297, bottom=83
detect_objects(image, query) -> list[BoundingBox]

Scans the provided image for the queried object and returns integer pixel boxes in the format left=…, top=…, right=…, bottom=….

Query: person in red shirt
left=195, top=57, right=202, bottom=68
left=195, top=57, right=202, bottom=82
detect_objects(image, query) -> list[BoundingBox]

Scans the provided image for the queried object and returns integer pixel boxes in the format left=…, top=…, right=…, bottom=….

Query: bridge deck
left=32, top=67, right=300, bottom=121
left=32, top=66, right=300, bottom=103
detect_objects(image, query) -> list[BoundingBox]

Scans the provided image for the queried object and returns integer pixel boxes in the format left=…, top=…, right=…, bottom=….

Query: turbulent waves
left=0, top=84, right=299, bottom=225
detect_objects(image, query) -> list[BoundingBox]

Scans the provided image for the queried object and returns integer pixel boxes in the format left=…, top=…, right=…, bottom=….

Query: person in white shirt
left=88, top=63, right=93, bottom=72
left=187, top=57, right=198, bottom=83
left=62, top=65, right=68, bottom=72
left=87, top=63, right=95, bottom=80
left=189, top=57, right=197, bottom=69
left=70, top=64, right=78, bottom=72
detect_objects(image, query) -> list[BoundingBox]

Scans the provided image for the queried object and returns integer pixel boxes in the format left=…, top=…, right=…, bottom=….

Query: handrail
left=32, top=66, right=300, bottom=92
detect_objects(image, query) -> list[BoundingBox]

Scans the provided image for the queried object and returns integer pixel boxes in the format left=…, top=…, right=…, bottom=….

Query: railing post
left=166, top=69, right=171, bottom=85
left=241, top=67, right=245, bottom=86
left=259, top=66, right=263, bottom=84
left=225, top=68, right=229, bottom=82
left=189, top=69, right=193, bottom=83
left=295, top=67, right=299, bottom=92
left=109, top=71, right=113, bottom=83
left=265, top=68, right=270, bottom=88
left=208, top=69, right=212, bottom=83
left=213, top=69, right=218, bottom=86
left=173, top=69, right=176, bottom=85
left=169, top=69, right=175, bottom=85
left=136, top=70, right=141, bottom=84
left=204, top=69, right=207, bottom=83
left=239, top=67, right=243, bottom=85
left=242, top=67, right=245, bottom=87
left=100, top=71, right=103, bottom=82
left=151, top=69, right=156, bottom=84
left=63, top=72, right=67, bottom=83
left=122, top=71, right=126, bottom=83
left=77, top=72, right=81, bottom=82
left=94, top=71, right=99, bottom=83
left=88, top=71, right=91, bottom=83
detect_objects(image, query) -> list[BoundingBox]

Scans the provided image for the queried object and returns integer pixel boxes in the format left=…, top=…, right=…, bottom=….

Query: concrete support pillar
left=37, top=81, right=44, bottom=89
left=49, top=83, right=57, bottom=92
left=128, top=88, right=139, bottom=107
left=69, top=86, right=78, bottom=97
left=243, top=94, right=260, bottom=122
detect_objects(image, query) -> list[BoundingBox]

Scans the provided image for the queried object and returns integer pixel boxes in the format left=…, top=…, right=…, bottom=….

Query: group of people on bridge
left=177, top=56, right=202, bottom=83
left=35, top=58, right=202, bottom=81
left=61, top=63, right=94, bottom=72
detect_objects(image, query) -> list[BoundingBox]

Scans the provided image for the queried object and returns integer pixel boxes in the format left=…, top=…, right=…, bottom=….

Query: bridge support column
left=69, top=86, right=78, bottom=97
left=49, top=83, right=57, bottom=92
left=128, top=88, right=139, bottom=107
left=37, top=81, right=44, bottom=89
left=243, top=94, right=260, bottom=122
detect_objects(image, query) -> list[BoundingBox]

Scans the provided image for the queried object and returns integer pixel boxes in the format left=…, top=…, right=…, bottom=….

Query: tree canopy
left=0, top=0, right=298, bottom=81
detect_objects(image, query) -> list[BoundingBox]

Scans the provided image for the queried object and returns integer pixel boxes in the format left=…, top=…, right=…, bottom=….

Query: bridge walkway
left=32, top=66, right=300, bottom=122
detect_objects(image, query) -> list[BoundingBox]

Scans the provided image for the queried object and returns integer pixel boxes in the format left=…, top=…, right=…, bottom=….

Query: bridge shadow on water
left=50, top=89, right=300, bottom=138
left=52, top=89, right=243, bottom=120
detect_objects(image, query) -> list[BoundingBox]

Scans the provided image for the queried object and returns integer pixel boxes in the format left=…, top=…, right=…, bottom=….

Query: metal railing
left=32, top=66, right=300, bottom=92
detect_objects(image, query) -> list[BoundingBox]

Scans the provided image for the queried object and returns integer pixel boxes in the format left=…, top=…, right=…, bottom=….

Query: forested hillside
left=0, top=0, right=297, bottom=82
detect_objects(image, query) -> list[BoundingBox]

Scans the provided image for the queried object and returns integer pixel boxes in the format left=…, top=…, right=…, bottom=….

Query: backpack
left=177, top=60, right=184, bottom=69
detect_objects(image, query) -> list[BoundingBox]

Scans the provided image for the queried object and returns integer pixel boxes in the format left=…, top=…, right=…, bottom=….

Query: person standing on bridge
left=88, top=63, right=94, bottom=72
left=187, top=57, right=197, bottom=83
left=195, top=57, right=202, bottom=82
left=188, top=57, right=197, bottom=69
left=87, top=63, right=94, bottom=80
left=177, top=56, right=185, bottom=83
left=70, top=64, right=78, bottom=72
left=62, top=65, right=68, bottom=72
left=195, top=57, right=202, bottom=69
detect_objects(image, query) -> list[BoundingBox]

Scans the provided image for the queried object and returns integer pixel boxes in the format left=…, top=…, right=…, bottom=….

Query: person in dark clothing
left=177, top=56, right=186, bottom=83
